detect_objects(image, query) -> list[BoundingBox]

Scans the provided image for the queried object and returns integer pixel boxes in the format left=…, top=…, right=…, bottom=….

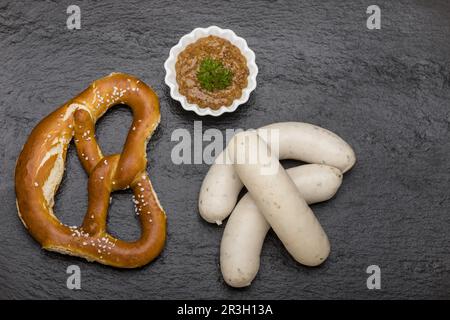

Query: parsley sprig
left=197, top=57, right=233, bottom=91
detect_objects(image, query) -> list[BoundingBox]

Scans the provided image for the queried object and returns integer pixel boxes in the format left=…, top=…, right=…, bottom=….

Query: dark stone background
left=1, top=0, right=450, bottom=299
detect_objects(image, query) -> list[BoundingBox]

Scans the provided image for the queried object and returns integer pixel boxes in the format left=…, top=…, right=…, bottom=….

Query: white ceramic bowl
left=164, top=26, right=258, bottom=116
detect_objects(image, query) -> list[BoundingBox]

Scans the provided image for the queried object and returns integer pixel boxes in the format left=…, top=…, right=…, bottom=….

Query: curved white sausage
left=227, top=131, right=330, bottom=268
left=199, top=122, right=355, bottom=224
left=220, top=164, right=342, bottom=287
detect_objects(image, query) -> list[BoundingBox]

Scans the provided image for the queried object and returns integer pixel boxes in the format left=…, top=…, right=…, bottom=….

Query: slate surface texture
left=1, top=0, right=450, bottom=299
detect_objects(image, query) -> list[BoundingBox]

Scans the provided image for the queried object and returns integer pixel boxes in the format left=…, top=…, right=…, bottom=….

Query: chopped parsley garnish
left=197, top=57, right=233, bottom=91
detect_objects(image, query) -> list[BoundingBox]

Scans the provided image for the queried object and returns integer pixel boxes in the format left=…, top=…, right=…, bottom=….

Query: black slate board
left=1, top=0, right=450, bottom=299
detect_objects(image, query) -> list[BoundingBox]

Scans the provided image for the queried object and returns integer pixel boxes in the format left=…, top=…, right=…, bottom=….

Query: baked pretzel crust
left=15, top=73, right=166, bottom=268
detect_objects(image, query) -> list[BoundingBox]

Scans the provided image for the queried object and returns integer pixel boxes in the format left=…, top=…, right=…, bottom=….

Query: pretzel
left=15, top=73, right=166, bottom=268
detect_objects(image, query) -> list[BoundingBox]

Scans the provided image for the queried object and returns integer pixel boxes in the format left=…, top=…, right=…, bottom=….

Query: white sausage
left=199, top=122, right=355, bottom=224
left=221, top=164, right=342, bottom=287
left=227, top=131, right=330, bottom=267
